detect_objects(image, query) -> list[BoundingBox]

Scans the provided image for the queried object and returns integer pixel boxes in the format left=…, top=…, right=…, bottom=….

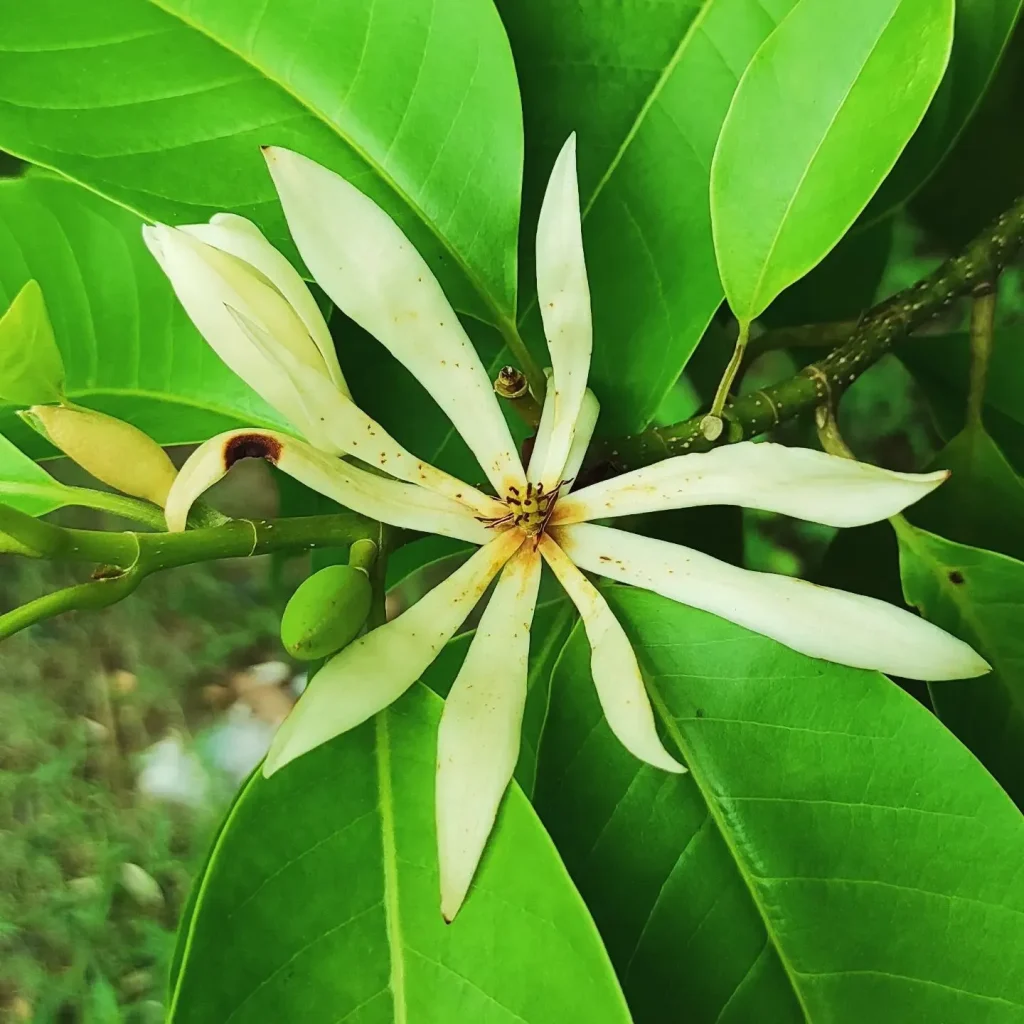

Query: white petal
left=559, top=388, right=599, bottom=496
left=437, top=545, right=542, bottom=921
left=557, top=523, right=990, bottom=682
left=142, top=223, right=331, bottom=433
left=539, top=535, right=685, bottom=773
left=556, top=441, right=950, bottom=527
left=525, top=367, right=555, bottom=483
left=224, top=307, right=505, bottom=520
left=181, top=213, right=349, bottom=396
left=165, top=428, right=494, bottom=544
left=264, top=530, right=524, bottom=777
left=533, top=134, right=593, bottom=490
left=263, top=147, right=525, bottom=496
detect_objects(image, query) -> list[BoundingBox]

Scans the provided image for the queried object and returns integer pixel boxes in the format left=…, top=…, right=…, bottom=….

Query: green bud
left=281, top=564, right=373, bottom=661
left=0, top=280, right=65, bottom=406
left=23, top=405, right=178, bottom=506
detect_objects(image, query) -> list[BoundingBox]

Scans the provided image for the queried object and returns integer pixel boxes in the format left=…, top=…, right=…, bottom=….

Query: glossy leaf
left=0, top=174, right=284, bottom=455
left=898, top=521, right=1024, bottom=808
left=0, top=279, right=64, bottom=405
left=535, top=587, right=1024, bottom=1023
left=499, top=0, right=799, bottom=433
left=711, top=0, right=955, bottom=321
left=866, top=0, right=1024, bottom=220
left=0, top=0, right=523, bottom=328
left=908, top=425, right=1024, bottom=562
left=0, top=430, right=65, bottom=516
left=169, top=684, right=630, bottom=1023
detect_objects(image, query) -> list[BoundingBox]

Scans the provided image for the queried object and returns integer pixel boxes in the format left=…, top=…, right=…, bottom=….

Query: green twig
left=597, top=193, right=1024, bottom=468
left=0, top=481, right=167, bottom=529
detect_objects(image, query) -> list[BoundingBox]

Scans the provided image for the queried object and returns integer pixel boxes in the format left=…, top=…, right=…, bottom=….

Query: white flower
left=155, top=137, right=989, bottom=921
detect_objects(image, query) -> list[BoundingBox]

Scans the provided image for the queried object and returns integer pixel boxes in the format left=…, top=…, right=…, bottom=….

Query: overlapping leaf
left=169, top=685, right=630, bottom=1024
left=534, top=588, right=1024, bottom=1023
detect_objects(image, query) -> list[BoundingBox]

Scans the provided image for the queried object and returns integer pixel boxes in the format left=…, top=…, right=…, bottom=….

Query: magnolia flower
left=154, top=138, right=988, bottom=921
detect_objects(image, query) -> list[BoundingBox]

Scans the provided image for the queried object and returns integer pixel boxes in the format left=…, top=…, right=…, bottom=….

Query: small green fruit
left=281, top=564, right=372, bottom=661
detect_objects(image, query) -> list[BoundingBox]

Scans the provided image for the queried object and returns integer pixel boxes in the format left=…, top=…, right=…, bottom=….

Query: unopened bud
left=23, top=405, right=177, bottom=506
left=281, top=563, right=373, bottom=661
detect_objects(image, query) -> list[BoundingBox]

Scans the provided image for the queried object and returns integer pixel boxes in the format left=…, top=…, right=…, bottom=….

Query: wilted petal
left=166, top=428, right=494, bottom=544
left=264, top=530, right=524, bottom=777
left=557, top=523, right=990, bottom=682
left=539, top=536, right=685, bottom=773
left=225, top=306, right=504, bottom=519
left=555, top=442, right=949, bottom=527
left=533, top=134, right=593, bottom=490
left=437, top=545, right=542, bottom=922
left=180, top=212, right=349, bottom=396
left=142, top=224, right=333, bottom=437
left=263, top=147, right=525, bottom=496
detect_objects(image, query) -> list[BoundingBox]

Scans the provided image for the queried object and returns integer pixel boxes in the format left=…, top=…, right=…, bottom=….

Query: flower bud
left=24, top=405, right=177, bottom=506
left=281, top=563, right=373, bottom=661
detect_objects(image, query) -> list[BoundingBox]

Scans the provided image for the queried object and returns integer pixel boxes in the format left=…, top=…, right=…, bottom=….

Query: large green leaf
left=169, top=685, right=630, bottom=1023
left=0, top=0, right=522, bottom=329
left=0, top=430, right=64, bottom=516
left=535, top=587, right=1024, bottom=1023
left=897, top=521, right=1024, bottom=809
left=0, top=174, right=284, bottom=453
left=499, top=0, right=799, bottom=433
left=711, top=0, right=955, bottom=321
left=865, top=0, right=1024, bottom=220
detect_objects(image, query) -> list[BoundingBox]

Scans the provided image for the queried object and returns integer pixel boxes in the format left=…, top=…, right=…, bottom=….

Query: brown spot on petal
left=224, top=433, right=282, bottom=469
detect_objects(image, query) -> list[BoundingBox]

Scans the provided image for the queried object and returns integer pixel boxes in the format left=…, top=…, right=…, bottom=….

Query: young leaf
left=0, top=0, right=523, bottom=328
left=168, top=685, right=631, bottom=1023
left=897, top=521, right=1024, bottom=808
left=534, top=588, right=1024, bottom=1023
left=0, top=431, right=66, bottom=517
left=0, top=175, right=286, bottom=455
left=498, top=0, right=801, bottom=433
left=0, top=280, right=64, bottom=405
left=711, top=0, right=955, bottom=322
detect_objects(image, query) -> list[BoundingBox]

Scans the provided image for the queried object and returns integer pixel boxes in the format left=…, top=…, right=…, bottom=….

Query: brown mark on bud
left=224, top=433, right=283, bottom=469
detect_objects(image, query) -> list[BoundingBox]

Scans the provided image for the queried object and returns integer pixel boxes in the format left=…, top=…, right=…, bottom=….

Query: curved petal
left=264, top=530, right=524, bottom=777
left=533, top=134, right=593, bottom=490
left=263, top=147, right=525, bottom=496
left=142, top=223, right=330, bottom=432
left=166, top=428, right=494, bottom=544
left=180, top=213, right=349, bottom=396
left=539, top=535, right=685, bottom=773
left=437, top=545, right=542, bottom=921
left=555, top=442, right=950, bottom=527
left=559, top=388, right=600, bottom=496
left=557, top=523, right=990, bottom=682
left=224, top=305, right=503, bottom=518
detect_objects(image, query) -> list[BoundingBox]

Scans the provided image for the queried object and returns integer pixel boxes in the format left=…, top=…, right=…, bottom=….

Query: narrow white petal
left=265, top=530, right=524, bottom=777
left=539, top=536, right=685, bottom=773
left=533, top=134, right=593, bottom=490
left=181, top=212, right=349, bottom=396
left=264, top=147, right=525, bottom=495
left=525, top=367, right=555, bottom=483
left=142, top=223, right=329, bottom=432
left=437, top=545, right=542, bottom=921
left=559, top=388, right=599, bottom=496
left=165, top=428, right=494, bottom=544
left=555, top=442, right=950, bottom=527
left=558, top=523, right=990, bottom=682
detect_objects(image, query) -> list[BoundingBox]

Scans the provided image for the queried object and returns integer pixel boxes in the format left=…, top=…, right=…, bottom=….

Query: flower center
left=479, top=481, right=561, bottom=536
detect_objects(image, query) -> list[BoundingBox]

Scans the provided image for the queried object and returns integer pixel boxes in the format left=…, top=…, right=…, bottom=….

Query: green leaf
left=711, top=0, right=955, bottom=321
left=0, top=429, right=66, bottom=516
left=0, top=0, right=523, bottom=329
left=0, top=174, right=286, bottom=454
left=534, top=587, right=1024, bottom=1023
left=499, top=0, right=800, bottom=433
left=908, top=425, right=1024, bottom=562
left=902, top=331, right=1024, bottom=474
left=897, top=521, right=1024, bottom=809
left=169, top=684, right=631, bottom=1023
left=866, top=0, right=1024, bottom=221
left=0, top=279, right=64, bottom=404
